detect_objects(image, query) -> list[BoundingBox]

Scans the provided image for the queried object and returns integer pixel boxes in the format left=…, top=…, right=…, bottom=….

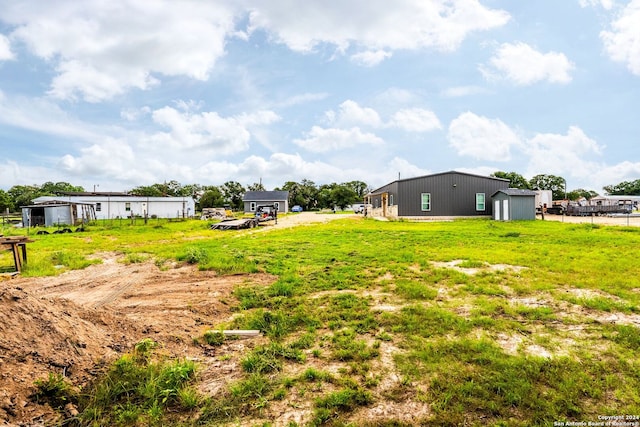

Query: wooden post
left=12, top=243, right=22, bottom=272
left=20, top=243, right=27, bottom=266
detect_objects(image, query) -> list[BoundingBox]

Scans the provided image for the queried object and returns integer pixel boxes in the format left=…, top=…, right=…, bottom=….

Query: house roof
left=369, top=170, right=510, bottom=194
left=243, top=191, right=289, bottom=201
left=492, top=188, right=537, bottom=197
left=60, top=191, right=131, bottom=196
left=21, top=200, right=96, bottom=208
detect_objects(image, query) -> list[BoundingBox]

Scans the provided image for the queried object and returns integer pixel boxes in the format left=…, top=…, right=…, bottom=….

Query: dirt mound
left=1, top=254, right=277, bottom=426
left=0, top=283, right=144, bottom=425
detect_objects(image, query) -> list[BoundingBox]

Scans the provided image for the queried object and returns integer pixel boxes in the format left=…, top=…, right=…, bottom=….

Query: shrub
left=203, top=331, right=225, bottom=346
left=33, top=372, right=76, bottom=409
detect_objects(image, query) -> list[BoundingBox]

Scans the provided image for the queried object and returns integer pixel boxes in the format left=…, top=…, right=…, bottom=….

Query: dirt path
left=256, top=211, right=358, bottom=230
left=540, top=213, right=640, bottom=226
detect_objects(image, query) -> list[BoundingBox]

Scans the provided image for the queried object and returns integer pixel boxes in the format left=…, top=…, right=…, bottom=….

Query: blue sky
left=0, top=0, right=639, bottom=193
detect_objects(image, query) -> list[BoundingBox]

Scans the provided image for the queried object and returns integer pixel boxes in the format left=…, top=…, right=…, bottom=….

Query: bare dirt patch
left=248, top=211, right=358, bottom=233
left=1, top=253, right=276, bottom=425
left=431, top=260, right=527, bottom=275
left=541, top=213, right=640, bottom=227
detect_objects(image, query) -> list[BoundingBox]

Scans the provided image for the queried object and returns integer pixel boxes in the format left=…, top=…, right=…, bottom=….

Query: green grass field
left=10, top=216, right=640, bottom=426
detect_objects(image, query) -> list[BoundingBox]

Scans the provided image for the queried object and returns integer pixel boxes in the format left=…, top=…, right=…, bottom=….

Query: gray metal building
left=492, top=189, right=537, bottom=221
left=366, top=171, right=509, bottom=218
left=243, top=191, right=289, bottom=213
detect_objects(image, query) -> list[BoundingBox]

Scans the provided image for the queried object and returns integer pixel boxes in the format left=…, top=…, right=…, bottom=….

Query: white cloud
left=373, top=88, right=421, bottom=107
left=592, top=161, right=640, bottom=192
left=0, top=160, right=61, bottom=188
left=1, top=0, right=511, bottom=101
left=121, top=106, right=151, bottom=122
left=5, top=1, right=238, bottom=102
left=0, top=91, right=100, bottom=140
left=388, top=157, right=432, bottom=181
left=58, top=138, right=152, bottom=182
left=0, top=34, right=14, bottom=60
left=247, top=0, right=510, bottom=54
left=327, top=100, right=383, bottom=128
left=389, top=108, right=442, bottom=132
left=440, top=85, right=490, bottom=98
left=447, top=112, right=521, bottom=161
left=350, top=50, right=392, bottom=66
left=481, top=42, right=574, bottom=85
left=196, top=153, right=349, bottom=187
left=523, top=126, right=603, bottom=178
left=294, top=126, right=384, bottom=153
left=277, top=92, right=329, bottom=108
left=148, top=107, right=279, bottom=154
left=601, top=0, right=640, bottom=76
left=579, top=0, right=614, bottom=10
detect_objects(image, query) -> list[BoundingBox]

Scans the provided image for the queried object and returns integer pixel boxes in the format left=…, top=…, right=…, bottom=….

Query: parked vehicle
left=534, top=190, right=553, bottom=214
left=200, top=207, right=230, bottom=220
left=291, top=205, right=303, bottom=212
left=211, top=205, right=278, bottom=230
left=352, top=204, right=365, bottom=214
left=255, top=205, right=278, bottom=222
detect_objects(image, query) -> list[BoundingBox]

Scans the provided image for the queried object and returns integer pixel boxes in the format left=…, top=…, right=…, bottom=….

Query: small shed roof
left=492, top=189, right=537, bottom=197
left=21, top=200, right=95, bottom=208
left=243, top=191, right=289, bottom=201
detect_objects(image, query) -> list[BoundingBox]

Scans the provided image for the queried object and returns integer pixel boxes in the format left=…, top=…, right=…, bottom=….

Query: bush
left=33, top=373, right=76, bottom=409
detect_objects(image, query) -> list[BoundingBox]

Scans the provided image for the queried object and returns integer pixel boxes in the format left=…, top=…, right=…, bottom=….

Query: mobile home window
left=95, top=202, right=101, bottom=212
left=125, top=202, right=131, bottom=212
left=421, top=193, right=431, bottom=211
left=476, top=193, right=485, bottom=211
left=250, top=202, right=256, bottom=212
left=274, top=202, right=279, bottom=211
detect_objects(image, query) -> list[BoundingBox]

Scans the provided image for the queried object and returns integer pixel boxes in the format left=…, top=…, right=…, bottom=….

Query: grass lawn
left=10, top=216, right=640, bottom=426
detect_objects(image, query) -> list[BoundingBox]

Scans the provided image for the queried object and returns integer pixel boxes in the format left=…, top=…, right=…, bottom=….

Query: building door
left=381, top=193, right=388, bottom=217
left=494, top=200, right=500, bottom=220
left=502, top=200, right=509, bottom=221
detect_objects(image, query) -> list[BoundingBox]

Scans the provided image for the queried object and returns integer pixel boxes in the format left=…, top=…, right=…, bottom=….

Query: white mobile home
left=31, top=194, right=195, bottom=220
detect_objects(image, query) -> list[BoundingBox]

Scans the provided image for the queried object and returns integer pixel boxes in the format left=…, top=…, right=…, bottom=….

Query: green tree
left=40, top=181, right=84, bottom=195
left=566, top=188, right=598, bottom=201
left=198, top=187, right=225, bottom=209
left=0, top=189, right=12, bottom=213
left=603, top=179, right=640, bottom=195
left=281, top=179, right=318, bottom=210
left=316, top=183, right=336, bottom=209
left=529, top=174, right=567, bottom=200
left=8, top=185, right=40, bottom=209
left=221, top=181, right=245, bottom=210
left=343, top=180, right=369, bottom=200
left=299, top=179, right=319, bottom=210
left=129, top=185, right=164, bottom=197
left=280, top=181, right=303, bottom=207
left=331, top=185, right=358, bottom=210
left=247, top=182, right=266, bottom=192
left=491, top=171, right=531, bottom=189
left=180, top=183, right=203, bottom=199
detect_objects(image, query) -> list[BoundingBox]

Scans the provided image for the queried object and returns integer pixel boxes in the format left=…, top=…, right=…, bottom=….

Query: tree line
left=491, top=172, right=598, bottom=201
left=0, top=179, right=369, bottom=213
left=2, top=174, right=639, bottom=214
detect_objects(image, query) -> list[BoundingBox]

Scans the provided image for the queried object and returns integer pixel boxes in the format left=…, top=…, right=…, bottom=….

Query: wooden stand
left=1, top=236, right=33, bottom=273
